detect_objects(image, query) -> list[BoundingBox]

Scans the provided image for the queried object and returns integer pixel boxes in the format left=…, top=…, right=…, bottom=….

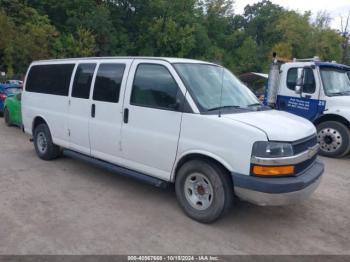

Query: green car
left=4, top=93, right=22, bottom=126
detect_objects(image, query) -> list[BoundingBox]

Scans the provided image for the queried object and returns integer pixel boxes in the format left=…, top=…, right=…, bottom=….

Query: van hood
left=222, top=110, right=316, bottom=141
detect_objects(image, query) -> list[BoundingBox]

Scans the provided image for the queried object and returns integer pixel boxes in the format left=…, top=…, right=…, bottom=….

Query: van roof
left=32, top=57, right=217, bottom=65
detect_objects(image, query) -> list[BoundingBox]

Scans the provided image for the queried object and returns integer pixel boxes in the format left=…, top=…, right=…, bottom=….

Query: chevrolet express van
left=22, top=57, right=324, bottom=223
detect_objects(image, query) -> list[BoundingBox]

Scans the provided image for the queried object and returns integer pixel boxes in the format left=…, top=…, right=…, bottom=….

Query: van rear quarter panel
left=176, top=113, right=267, bottom=177
left=22, top=92, right=69, bottom=147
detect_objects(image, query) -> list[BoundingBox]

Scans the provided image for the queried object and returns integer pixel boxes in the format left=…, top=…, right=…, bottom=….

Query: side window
left=26, top=64, right=75, bottom=96
left=286, top=68, right=298, bottom=90
left=72, top=63, right=96, bottom=99
left=287, top=67, right=315, bottom=93
left=93, top=63, right=125, bottom=103
left=130, top=64, right=179, bottom=110
left=303, top=68, right=316, bottom=94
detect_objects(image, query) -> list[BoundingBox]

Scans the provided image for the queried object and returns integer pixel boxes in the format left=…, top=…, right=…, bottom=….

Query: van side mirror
left=169, top=99, right=181, bottom=111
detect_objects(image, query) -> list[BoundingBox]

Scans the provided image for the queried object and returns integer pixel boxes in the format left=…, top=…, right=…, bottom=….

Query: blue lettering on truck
left=276, top=95, right=326, bottom=121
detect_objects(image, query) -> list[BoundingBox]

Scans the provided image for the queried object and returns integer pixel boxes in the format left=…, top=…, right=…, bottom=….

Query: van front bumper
left=232, top=159, right=324, bottom=206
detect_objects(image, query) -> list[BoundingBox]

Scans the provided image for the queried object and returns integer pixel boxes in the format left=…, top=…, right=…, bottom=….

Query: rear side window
left=93, top=64, right=125, bottom=103
left=130, top=64, right=179, bottom=110
left=72, top=63, right=96, bottom=99
left=287, top=68, right=315, bottom=93
left=26, top=64, right=75, bottom=96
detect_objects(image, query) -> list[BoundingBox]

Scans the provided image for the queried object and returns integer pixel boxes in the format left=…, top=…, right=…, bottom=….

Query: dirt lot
left=0, top=120, right=349, bottom=255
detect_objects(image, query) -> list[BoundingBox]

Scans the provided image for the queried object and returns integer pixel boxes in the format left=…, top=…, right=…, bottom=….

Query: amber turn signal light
left=253, top=165, right=295, bottom=176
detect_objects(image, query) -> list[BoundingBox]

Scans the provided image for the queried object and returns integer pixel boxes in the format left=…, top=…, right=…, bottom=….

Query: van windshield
left=320, top=68, right=350, bottom=96
left=174, top=63, right=259, bottom=112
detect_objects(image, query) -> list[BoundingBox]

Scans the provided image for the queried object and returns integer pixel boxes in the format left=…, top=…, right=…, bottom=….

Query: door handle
left=123, top=108, right=129, bottom=123
left=91, top=104, right=96, bottom=118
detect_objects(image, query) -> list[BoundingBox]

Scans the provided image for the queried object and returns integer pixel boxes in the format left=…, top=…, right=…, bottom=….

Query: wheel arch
left=32, top=115, right=50, bottom=134
left=314, top=114, right=350, bottom=129
left=171, top=151, right=233, bottom=183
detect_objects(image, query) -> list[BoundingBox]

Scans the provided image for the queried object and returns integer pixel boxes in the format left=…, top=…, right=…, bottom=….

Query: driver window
left=286, top=67, right=315, bottom=94
left=303, top=68, right=316, bottom=94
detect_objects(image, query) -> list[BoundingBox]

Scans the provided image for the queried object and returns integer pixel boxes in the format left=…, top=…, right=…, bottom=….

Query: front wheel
left=175, top=160, right=233, bottom=223
left=317, top=121, right=350, bottom=158
left=33, top=123, right=60, bottom=160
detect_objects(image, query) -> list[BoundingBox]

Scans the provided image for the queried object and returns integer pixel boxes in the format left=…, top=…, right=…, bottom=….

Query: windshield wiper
left=330, top=91, right=350, bottom=96
left=247, top=103, right=262, bottom=107
left=207, top=105, right=241, bottom=111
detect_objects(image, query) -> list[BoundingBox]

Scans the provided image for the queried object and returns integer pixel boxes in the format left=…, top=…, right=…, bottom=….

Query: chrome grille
left=292, top=135, right=318, bottom=155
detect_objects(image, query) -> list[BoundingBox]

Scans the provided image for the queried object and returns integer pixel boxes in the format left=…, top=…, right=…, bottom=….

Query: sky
left=235, top=0, right=350, bottom=30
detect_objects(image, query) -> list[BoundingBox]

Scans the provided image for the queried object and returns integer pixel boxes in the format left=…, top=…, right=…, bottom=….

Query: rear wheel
left=317, top=121, right=350, bottom=158
left=4, top=107, right=11, bottom=126
left=33, top=123, right=60, bottom=160
left=175, top=159, right=233, bottom=223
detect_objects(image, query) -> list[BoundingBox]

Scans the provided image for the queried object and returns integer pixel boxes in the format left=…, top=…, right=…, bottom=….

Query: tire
left=317, top=121, right=350, bottom=158
left=33, top=123, right=60, bottom=160
left=4, top=107, right=10, bottom=126
left=175, top=159, right=233, bottom=223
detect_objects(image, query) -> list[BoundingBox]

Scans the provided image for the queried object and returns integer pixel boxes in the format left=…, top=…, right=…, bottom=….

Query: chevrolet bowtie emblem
left=308, top=145, right=319, bottom=158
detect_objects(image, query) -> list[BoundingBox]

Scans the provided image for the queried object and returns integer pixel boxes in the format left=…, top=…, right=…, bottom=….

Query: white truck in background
left=265, top=54, right=350, bottom=158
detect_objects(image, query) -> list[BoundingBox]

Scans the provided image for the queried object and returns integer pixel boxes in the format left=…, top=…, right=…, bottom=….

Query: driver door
left=120, top=59, right=185, bottom=180
left=277, top=66, right=322, bottom=121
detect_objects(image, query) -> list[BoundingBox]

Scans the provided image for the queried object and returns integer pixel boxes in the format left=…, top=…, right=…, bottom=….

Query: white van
left=22, top=57, right=324, bottom=223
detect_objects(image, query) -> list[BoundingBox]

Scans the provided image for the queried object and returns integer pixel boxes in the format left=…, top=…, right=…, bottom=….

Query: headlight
left=252, top=141, right=294, bottom=158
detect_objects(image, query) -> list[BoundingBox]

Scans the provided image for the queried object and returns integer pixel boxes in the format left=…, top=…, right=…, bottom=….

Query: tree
left=340, top=11, right=350, bottom=64
left=274, top=11, right=314, bottom=58
left=52, top=28, right=96, bottom=58
left=243, top=1, right=284, bottom=49
left=312, top=12, right=343, bottom=62
left=0, top=0, right=348, bottom=76
left=270, top=42, right=292, bottom=60
left=0, top=10, right=15, bottom=74
left=0, top=0, right=57, bottom=74
left=234, top=37, right=259, bottom=74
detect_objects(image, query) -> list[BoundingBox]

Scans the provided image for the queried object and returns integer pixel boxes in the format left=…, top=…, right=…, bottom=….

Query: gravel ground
left=0, top=121, right=349, bottom=255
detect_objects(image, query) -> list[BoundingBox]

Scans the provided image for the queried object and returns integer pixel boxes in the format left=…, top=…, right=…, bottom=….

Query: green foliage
left=0, top=1, right=57, bottom=75
left=275, top=11, right=313, bottom=58
left=234, top=37, right=259, bottom=74
left=0, top=0, right=347, bottom=77
left=52, top=28, right=96, bottom=58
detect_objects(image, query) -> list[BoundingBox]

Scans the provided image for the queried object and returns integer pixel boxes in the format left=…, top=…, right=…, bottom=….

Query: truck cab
left=267, top=57, right=350, bottom=158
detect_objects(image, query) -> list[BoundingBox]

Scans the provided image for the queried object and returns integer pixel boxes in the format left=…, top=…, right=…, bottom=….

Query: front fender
left=171, top=150, right=234, bottom=182
left=323, top=107, right=350, bottom=123
left=172, top=113, right=268, bottom=181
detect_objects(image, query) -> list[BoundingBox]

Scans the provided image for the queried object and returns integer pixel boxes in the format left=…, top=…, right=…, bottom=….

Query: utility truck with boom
left=265, top=54, right=350, bottom=158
